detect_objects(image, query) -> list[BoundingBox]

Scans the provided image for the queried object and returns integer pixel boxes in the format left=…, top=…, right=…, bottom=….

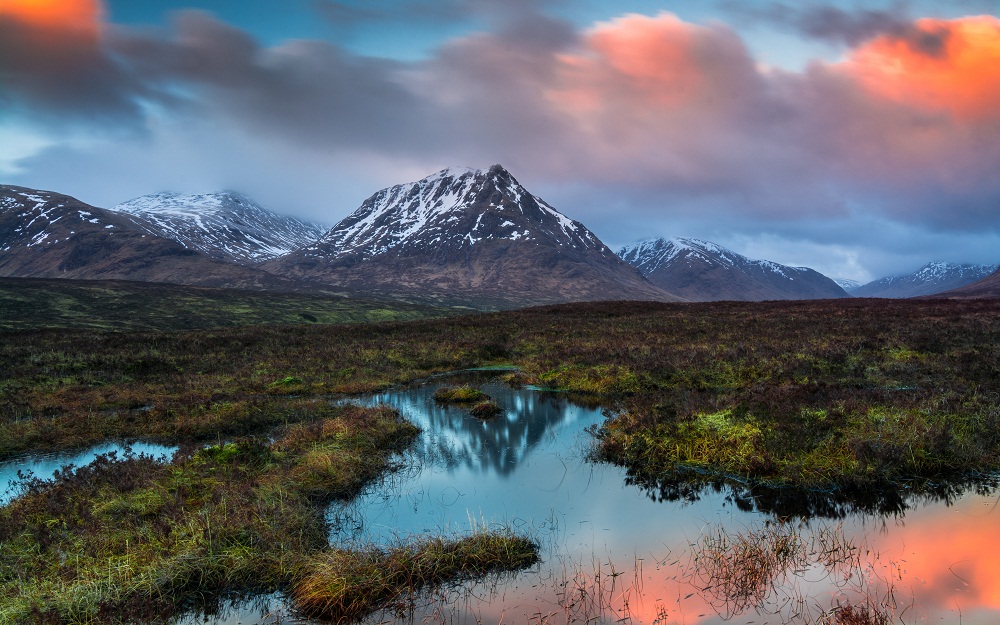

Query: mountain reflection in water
left=0, top=374, right=970, bottom=624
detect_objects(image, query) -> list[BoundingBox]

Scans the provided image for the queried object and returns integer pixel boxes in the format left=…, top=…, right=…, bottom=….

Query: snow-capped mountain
left=852, top=261, right=999, bottom=298
left=932, top=266, right=1000, bottom=298
left=617, top=237, right=848, bottom=301
left=0, top=185, right=300, bottom=289
left=113, top=192, right=325, bottom=265
left=269, top=165, right=679, bottom=305
left=834, top=278, right=863, bottom=292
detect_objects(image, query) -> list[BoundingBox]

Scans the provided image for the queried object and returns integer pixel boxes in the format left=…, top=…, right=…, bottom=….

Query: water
left=6, top=377, right=1000, bottom=624
left=0, top=441, right=176, bottom=505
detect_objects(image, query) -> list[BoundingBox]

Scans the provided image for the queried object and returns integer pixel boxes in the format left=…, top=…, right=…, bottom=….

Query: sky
left=2, top=0, right=1000, bottom=282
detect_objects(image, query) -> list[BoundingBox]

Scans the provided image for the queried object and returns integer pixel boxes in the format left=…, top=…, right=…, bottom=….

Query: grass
left=469, top=400, right=503, bottom=420
left=2, top=298, right=1000, bottom=511
left=0, top=404, right=538, bottom=624
left=689, top=521, right=897, bottom=624
left=0, top=276, right=455, bottom=332
left=433, top=385, right=488, bottom=403
left=292, top=532, right=539, bottom=621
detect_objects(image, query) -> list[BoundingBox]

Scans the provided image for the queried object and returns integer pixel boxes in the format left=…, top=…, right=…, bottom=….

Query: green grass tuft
left=292, top=532, right=539, bottom=621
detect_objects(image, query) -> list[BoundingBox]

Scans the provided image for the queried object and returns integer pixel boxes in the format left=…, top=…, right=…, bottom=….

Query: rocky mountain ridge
left=851, top=261, right=998, bottom=298
left=618, top=237, right=848, bottom=301
left=268, top=165, right=678, bottom=306
left=113, top=191, right=325, bottom=265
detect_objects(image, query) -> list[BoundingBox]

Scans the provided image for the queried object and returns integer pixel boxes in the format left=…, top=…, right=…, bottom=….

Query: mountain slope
left=268, top=165, right=679, bottom=306
left=112, top=192, right=325, bottom=265
left=834, top=278, right=862, bottom=292
left=0, top=185, right=300, bottom=289
left=618, top=237, right=848, bottom=302
left=852, top=262, right=998, bottom=298
left=925, top=267, right=1000, bottom=299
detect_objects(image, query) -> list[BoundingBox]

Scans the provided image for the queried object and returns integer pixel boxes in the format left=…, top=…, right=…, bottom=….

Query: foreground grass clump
left=293, top=532, right=539, bottom=621
left=469, top=401, right=503, bottom=420
left=434, top=385, right=488, bottom=403
left=0, top=405, right=422, bottom=623
left=593, top=387, right=1000, bottom=499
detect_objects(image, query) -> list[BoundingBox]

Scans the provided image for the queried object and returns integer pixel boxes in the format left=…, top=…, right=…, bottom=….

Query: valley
left=2, top=296, right=1000, bottom=622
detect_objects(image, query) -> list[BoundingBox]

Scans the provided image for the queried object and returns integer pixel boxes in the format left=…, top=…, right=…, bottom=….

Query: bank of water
left=3, top=377, right=999, bottom=624
left=0, top=441, right=176, bottom=505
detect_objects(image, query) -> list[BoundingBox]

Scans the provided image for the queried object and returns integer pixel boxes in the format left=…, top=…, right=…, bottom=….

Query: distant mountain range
left=834, top=278, right=863, bottom=291
left=113, top=192, right=326, bottom=265
left=932, top=267, right=1000, bottom=298
left=0, top=185, right=297, bottom=290
left=617, top=237, right=848, bottom=301
left=268, top=165, right=676, bottom=306
left=3, top=167, right=999, bottom=306
left=848, top=262, right=998, bottom=298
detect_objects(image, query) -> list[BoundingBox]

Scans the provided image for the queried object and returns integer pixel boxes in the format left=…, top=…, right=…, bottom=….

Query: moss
left=434, top=385, right=488, bottom=403
left=469, top=401, right=503, bottom=420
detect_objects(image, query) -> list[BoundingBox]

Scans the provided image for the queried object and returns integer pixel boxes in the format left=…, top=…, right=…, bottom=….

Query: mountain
left=267, top=165, right=678, bottom=306
left=617, top=237, right=848, bottom=302
left=851, top=262, right=998, bottom=298
left=834, top=278, right=863, bottom=292
left=112, top=191, right=325, bottom=265
left=922, top=266, right=1000, bottom=299
left=0, top=185, right=301, bottom=289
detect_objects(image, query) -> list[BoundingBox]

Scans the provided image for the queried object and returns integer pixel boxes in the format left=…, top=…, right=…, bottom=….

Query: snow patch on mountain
left=834, top=278, right=863, bottom=291
left=112, top=191, right=325, bottom=264
left=618, top=237, right=813, bottom=280
left=303, top=165, right=605, bottom=260
left=854, top=262, right=999, bottom=298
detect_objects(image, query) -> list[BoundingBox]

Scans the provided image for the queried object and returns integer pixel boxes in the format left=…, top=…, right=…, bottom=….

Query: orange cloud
left=841, top=16, right=1000, bottom=121
left=551, top=12, right=754, bottom=114
left=0, top=0, right=104, bottom=34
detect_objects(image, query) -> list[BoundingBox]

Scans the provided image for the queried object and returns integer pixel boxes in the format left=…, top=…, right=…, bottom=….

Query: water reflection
left=621, top=457, right=1000, bottom=519
left=4, top=374, right=998, bottom=624
left=0, top=441, right=176, bottom=504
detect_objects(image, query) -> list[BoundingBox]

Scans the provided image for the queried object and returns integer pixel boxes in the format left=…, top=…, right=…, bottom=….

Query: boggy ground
left=2, top=298, right=1000, bottom=506
left=0, top=403, right=537, bottom=624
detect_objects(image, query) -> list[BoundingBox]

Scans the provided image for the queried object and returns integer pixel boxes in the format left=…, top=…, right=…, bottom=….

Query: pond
left=0, top=441, right=176, bottom=505
left=5, top=375, right=1000, bottom=624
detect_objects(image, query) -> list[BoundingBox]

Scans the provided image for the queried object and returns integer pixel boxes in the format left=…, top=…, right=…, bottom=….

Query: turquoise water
left=4, top=376, right=998, bottom=624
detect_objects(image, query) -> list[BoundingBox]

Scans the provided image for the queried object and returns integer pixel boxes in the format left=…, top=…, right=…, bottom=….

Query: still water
left=4, top=376, right=999, bottom=624
left=0, top=441, right=176, bottom=505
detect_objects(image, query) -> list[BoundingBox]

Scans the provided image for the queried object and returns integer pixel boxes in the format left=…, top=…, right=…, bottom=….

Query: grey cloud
left=0, top=16, right=147, bottom=129
left=723, top=1, right=952, bottom=54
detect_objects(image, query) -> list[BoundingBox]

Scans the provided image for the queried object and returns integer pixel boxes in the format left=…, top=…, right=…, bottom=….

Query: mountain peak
left=619, top=236, right=846, bottom=301
left=305, top=165, right=602, bottom=262
left=111, top=191, right=325, bottom=264
left=854, top=260, right=999, bottom=297
left=269, top=166, right=677, bottom=305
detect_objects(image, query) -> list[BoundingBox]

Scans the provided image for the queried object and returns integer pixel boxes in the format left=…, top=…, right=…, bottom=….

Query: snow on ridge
left=111, top=191, right=325, bottom=262
left=620, top=236, right=816, bottom=280
left=321, top=165, right=601, bottom=259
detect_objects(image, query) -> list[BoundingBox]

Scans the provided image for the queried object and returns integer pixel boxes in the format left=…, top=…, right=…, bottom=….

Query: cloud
left=0, top=0, right=147, bottom=127
left=4, top=4, right=1000, bottom=276
left=722, top=2, right=928, bottom=48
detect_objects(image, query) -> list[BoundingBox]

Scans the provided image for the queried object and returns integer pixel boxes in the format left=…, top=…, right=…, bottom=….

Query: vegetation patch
left=433, top=385, right=488, bottom=403
left=292, top=532, right=539, bottom=621
left=469, top=400, right=503, bottom=420
left=2, top=299, right=1000, bottom=512
left=0, top=397, right=360, bottom=460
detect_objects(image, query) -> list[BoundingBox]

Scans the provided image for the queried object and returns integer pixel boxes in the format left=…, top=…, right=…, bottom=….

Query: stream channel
left=3, top=372, right=1000, bottom=624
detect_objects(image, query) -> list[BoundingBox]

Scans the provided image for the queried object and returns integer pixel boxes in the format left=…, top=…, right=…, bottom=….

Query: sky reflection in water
left=4, top=377, right=995, bottom=624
